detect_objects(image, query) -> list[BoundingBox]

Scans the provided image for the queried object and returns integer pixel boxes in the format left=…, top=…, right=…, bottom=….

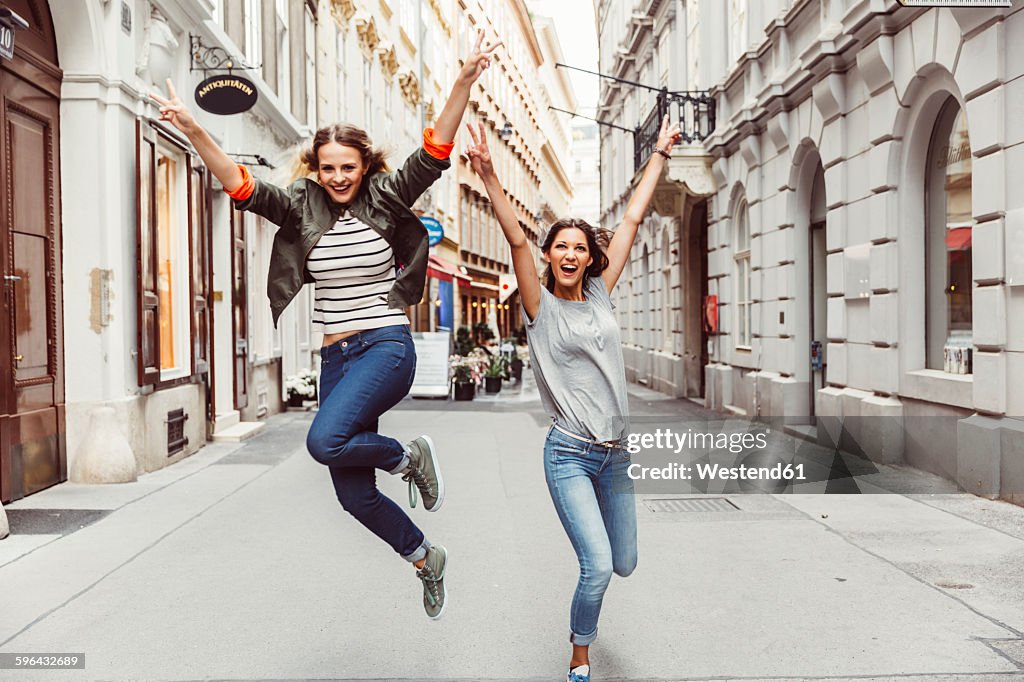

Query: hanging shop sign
left=421, top=216, right=444, bottom=247
left=194, top=75, right=258, bottom=115
left=0, top=8, right=30, bottom=61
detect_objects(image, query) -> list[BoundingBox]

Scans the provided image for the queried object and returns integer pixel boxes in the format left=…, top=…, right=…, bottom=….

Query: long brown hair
left=541, top=219, right=610, bottom=293
left=299, top=124, right=391, bottom=179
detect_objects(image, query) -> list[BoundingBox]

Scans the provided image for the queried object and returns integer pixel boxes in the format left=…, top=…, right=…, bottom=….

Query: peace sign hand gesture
left=655, top=114, right=684, bottom=156
left=465, top=122, right=495, bottom=180
left=458, top=29, right=504, bottom=85
left=149, top=78, right=198, bottom=135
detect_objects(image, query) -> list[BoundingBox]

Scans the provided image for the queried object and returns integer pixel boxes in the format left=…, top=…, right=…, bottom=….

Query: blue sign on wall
left=421, top=216, right=444, bottom=247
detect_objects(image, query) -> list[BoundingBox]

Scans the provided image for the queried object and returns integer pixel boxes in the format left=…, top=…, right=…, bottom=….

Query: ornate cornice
left=354, top=12, right=380, bottom=57
left=377, top=41, right=399, bottom=81
left=331, top=0, right=357, bottom=25
left=398, top=70, right=421, bottom=107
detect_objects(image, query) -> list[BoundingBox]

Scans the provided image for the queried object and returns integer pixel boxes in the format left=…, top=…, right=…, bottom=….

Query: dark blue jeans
left=306, top=325, right=428, bottom=563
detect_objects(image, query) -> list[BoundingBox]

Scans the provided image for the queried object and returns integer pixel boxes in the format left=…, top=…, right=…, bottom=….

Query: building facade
left=598, top=0, right=1024, bottom=503
left=596, top=0, right=716, bottom=401
left=453, top=0, right=575, bottom=339
left=0, top=0, right=322, bottom=504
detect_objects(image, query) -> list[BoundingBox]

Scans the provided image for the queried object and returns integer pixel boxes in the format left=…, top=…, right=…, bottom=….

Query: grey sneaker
left=402, top=435, right=445, bottom=511
left=417, top=544, right=448, bottom=620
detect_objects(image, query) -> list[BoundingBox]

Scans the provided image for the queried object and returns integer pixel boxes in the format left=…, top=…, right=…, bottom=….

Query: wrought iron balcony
left=633, top=90, right=716, bottom=172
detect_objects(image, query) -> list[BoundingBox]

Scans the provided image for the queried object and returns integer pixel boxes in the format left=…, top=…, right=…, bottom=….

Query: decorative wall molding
left=331, top=0, right=357, bottom=25
left=398, top=69, right=420, bottom=106
left=377, top=41, right=399, bottom=81
left=354, top=12, right=379, bottom=57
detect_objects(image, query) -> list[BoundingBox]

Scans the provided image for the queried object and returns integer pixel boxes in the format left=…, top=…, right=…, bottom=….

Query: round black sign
left=194, top=75, right=258, bottom=115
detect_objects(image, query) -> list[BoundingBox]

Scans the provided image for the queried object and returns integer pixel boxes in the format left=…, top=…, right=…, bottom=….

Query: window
left=728, top=0, right=747, bottom=65
left=460, top=193, right=469, bottom=251
left=363, top=59, right=372, bottom=127
left=136, top=120, right=212, bottom=386
left=734, top=199, right=751, bottom=348
left=275, top=0, right=291, bottom=105
left=400, top=0, right=417, bottom=30
left=661, top=229, right=673, bottom=350
left=305, top=4, right=316, bottom=125
left=244, top=0, right=262, bottom=68
left=250, top=217, right=282, bottom=362
left=926, top=98, right=973, bottom=372
left=336, top=28, right=348, bottom=120
left=155, top=151, right=185, bottom=375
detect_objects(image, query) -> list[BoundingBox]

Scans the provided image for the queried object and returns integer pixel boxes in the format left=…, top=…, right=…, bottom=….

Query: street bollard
left=70, top=406, right=138, bottom=484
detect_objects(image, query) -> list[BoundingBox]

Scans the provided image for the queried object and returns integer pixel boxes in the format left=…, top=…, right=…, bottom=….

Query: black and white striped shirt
left=307, top=213, right=411, bottom=334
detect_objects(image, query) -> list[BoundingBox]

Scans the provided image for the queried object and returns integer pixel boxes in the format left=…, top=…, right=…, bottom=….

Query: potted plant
left=285, top=368, right=318, bottom=407
left=483, top=355, right=507, bottom=394
left=449, top=352, right=485, bottom=401
left=454, top=325, right=476, bottom=356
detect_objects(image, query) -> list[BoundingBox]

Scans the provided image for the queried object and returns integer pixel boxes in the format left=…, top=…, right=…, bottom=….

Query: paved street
left=1, top=384, right=1023, bottom=682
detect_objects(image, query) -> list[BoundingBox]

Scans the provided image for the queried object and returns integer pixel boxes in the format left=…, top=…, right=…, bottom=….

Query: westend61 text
left=625, top=428, right=768, bottom=454
left=627, top=462, right=807, bottom=481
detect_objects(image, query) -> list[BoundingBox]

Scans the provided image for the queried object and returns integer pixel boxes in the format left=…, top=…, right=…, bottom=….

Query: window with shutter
left=188, top=160, right=212, bottom=377
left=136, top=118, right=213, bottom=388
left=136, top=120, right=160, bottom=385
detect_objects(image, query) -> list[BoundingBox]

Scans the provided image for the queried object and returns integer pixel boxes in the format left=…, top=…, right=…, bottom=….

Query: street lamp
left=498, top=120, right=513, bottom=141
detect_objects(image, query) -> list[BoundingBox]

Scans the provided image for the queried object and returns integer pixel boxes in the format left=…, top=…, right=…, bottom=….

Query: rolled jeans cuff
left=389, top=451, right=410, bottom=475
left=570, top=628, right=598, bottom=646
left=402, top=537, right=431, bottom=564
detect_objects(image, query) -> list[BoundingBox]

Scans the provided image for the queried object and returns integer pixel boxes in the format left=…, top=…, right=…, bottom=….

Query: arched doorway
left=792, top=143, right=827, bottom=423
left=682, top=199, right=708, bottom=398
left=0, top=0, right=64, bottom=503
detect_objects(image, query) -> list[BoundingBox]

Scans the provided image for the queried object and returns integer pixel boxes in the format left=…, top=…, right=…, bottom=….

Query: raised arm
left=466, top=123, right=541, bottom=321
left=433, top=30, right=503, bottom=144
left=150, top=79, right=244, bottom=193
left=603, top=115, right=682, bottom=292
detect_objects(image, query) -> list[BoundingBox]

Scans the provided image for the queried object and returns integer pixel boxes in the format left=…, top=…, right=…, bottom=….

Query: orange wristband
left=423, top=128, right=455, bottom=160
left=226, top=164, right=255, bottom=201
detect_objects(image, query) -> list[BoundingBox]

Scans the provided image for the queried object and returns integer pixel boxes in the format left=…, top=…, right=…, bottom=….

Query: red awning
left=427, top=255, right=471, bottom=283
left=945, top=226, right=972, bottom=251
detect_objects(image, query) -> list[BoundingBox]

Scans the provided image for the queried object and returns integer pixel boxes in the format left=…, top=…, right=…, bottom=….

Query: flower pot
left=287, top=394, right=305, bottom=408
left=453, top=381, right=475, bottom=401
left=484, top=376, right=502, bottom=394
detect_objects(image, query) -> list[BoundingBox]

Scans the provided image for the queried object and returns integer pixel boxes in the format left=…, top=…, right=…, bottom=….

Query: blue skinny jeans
left=543, top=425, right=638, bottom=646
left=306, top=325, right=428, bottom=563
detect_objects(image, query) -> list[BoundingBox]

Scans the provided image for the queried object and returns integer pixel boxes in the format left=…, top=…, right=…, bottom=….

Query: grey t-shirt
left=523, top=276, right=629, bottom=442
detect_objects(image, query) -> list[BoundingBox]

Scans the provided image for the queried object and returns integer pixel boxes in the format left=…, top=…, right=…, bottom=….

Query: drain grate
left=5, top=509, right=110, bottom=535
left=643, top=497, right=739, bottom=513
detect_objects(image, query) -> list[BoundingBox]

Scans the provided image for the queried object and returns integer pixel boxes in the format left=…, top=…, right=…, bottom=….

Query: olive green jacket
left=233, top=147, right=450, bottom=327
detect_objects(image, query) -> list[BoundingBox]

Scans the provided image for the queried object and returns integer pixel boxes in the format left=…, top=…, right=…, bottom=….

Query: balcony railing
left=633, top=90, right=716, bottom=172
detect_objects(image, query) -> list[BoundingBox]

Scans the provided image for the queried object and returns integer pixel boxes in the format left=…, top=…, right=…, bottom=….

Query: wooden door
left=0, top=69, right=65, bottom=503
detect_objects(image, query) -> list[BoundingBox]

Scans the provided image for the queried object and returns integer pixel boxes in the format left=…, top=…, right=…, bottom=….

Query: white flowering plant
left=285, top=367, right=318, bottom=400
left=448, top=350, right=488, bottom=384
